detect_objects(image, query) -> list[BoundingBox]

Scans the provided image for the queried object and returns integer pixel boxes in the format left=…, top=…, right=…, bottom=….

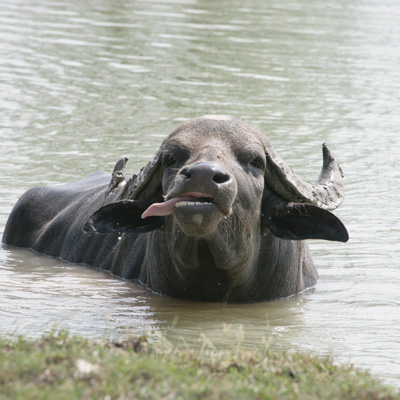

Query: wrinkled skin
left=3, top=116, right=348, bottom=302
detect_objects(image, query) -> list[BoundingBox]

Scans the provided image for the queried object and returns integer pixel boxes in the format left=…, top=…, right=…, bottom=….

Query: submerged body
left=3, top=116, right=348, bottom=302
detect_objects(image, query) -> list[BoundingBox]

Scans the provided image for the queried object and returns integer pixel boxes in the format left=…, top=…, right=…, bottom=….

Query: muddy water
left=1, top=0, right=400, bottom=385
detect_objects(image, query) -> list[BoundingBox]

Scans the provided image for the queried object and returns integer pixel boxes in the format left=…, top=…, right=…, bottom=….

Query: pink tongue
left=141, top=197, right=195, bottom=219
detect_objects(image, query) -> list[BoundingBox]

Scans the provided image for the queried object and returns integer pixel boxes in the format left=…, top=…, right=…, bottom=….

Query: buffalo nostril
left=181, top=167, right=192, bottom=180
left=180, top=162, right=231, bottom=185
left=213, top=172, right=230, bottom=184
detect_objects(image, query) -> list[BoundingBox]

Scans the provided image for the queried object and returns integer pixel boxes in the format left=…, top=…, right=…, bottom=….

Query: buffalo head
left=84, top=116, right=348, bottom=301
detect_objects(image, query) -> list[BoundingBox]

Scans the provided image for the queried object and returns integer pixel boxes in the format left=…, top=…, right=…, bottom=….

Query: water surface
left=1, top=0, right=400, bottom=386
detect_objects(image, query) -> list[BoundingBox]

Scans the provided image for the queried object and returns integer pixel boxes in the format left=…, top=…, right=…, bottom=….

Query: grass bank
left=0, top=331, right=397, bottom=400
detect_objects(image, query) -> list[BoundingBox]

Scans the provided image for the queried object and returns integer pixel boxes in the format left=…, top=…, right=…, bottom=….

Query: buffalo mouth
left=141, top=192, right=226, bottom=218
left=172, top=193, right=227, bottom=237
left=175, top=192, right=216, bottom=210
left=141, top=192, right=231, bottom=236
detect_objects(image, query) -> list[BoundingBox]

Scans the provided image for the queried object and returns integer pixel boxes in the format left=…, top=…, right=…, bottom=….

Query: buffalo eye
left=163, top=153, right=177, bottom=167
left=250, top=156, right=265, bottom=171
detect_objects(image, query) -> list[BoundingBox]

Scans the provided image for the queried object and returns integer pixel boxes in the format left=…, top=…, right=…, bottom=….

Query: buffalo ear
left=263, top=200, right=349, bottom=242
left=83, top=200, right=164, bottom=235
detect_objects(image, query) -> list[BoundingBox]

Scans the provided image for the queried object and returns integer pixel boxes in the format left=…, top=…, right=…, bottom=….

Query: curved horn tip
left=112, top=157, right=129, bottom=172
left=322, top=143, right=334, bottom=161
left=322, top=143, right=344, bottom=179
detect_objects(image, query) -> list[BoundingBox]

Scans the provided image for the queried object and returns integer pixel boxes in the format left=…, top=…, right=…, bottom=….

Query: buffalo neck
left=140, top=228, right=318, bottom=302
left=142, top=218, right=261, bottom=302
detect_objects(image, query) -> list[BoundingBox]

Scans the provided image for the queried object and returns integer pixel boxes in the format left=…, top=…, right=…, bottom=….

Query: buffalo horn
left=265, top=143, right=344, bottom=211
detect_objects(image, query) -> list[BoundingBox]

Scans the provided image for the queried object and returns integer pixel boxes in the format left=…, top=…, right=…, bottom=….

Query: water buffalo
left=3, top=116, right=348, bottom=302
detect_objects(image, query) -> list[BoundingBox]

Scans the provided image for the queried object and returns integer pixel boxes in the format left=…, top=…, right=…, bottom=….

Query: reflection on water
left=0, top=245, right=307, bottom=343
left=1, top=0, right=400, bottom=387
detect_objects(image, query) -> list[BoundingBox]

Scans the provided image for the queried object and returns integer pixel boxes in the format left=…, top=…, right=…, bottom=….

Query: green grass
left=0, top=331, right=398, bottom=400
